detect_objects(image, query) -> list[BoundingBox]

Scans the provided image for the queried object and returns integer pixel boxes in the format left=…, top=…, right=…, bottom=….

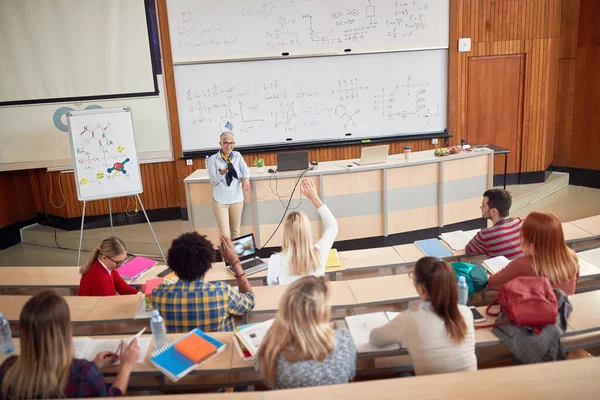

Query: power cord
left=269, top=168, right=307, bottom=210
left=260, top=168, right=310, bottom=250
left=48, top=173, right=66, bottom=209
left=37, top=174, right=68, bottom=250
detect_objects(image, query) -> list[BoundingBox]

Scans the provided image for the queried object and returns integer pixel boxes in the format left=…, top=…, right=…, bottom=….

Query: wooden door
left=467, top=55, right=525, bottom=175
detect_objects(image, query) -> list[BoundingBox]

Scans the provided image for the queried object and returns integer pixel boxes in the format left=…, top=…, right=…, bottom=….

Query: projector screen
left=0, top=0, right=157, bottom=105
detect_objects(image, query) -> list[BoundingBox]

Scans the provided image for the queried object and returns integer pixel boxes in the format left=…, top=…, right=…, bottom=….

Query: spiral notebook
left=149, top=328, right=226, bottom=382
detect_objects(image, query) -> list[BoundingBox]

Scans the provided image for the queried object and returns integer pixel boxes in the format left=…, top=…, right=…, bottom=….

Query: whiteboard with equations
left=66, top=108, right=143, bottom=201
left=175, top=49, right=447, bottom=153
left=166, top=0, right=449, bottom=63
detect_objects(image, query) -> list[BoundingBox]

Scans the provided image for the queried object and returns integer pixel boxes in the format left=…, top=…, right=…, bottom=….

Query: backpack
left=451, top=262, right=489, bottom=294
left=476, top=276, right=558, bottom=335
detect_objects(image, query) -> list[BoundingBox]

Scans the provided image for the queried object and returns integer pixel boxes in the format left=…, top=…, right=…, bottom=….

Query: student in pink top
left=488, top=212, right=580, bottom=295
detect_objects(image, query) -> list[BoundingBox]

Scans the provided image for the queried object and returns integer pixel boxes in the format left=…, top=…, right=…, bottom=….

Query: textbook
left=118, top=256, right=157, bottom=280
left=73, top=333, right=151, bottom=365
left=232, top=323, right=258, bottom=361
left=439, top=229, right=481, bottom=251
left=235, top=319, right=275, bottom=357
left=345, top=312, right=402, bottom=353
left=150, top=328, right=226, bottom=382
left=482, top=256, right=511, bottom=274
left=415, top=238, right=454, bottom=258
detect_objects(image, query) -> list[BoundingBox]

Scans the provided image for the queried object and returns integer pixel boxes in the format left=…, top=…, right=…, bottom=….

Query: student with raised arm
left=78, top=236, right=139, bottom=296
left=488, top=211, right=580, bottom=295
left=152, top=232, right=255, bottom=333
left=465, top=189, right=524, bottom=260
left=369, top=257, right=476, bottom=376
left=0, top=290, right=139, bottom=398
left=256, top=276, right=356, bottom=389
left=267, top=178, right=338, bottom=286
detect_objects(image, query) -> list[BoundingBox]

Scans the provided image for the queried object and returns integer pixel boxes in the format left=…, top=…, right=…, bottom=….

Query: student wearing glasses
left=78, top=236, right=139, bottom=296
left=207, top=131, right=251, bottom=239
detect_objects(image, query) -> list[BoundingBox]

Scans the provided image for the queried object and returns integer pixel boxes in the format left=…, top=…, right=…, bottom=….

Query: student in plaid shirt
left=0, top=291, right=139, bottom=398
left=152, top=232, right=255, bottom=333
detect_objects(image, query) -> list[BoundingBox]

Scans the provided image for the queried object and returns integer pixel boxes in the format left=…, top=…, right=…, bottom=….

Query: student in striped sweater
left=465, top=189, right=524, bottom=260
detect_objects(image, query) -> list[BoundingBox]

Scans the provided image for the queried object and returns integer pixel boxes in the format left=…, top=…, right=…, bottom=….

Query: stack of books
left=149, top=328, right=227, bottom=382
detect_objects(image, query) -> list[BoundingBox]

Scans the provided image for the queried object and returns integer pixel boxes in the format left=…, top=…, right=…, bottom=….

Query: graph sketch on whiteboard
left=239, top=101, right=265, bottom=122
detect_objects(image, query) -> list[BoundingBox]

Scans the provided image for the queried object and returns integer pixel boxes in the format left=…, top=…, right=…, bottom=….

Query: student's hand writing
left=220, top=234, right=241, bottom=269
left=119, top=338, right=140, bottom=367
left=93, top=351, right=119, bottom=369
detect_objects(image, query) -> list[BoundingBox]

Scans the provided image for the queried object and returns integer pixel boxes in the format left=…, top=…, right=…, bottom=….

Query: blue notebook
left=149, top=328, right=226, bottom=382
left=415, top=239, right=454, bottom=258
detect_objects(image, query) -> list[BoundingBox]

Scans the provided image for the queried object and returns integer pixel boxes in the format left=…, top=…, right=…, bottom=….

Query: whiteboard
left=175, top=49, right=447, bottom=153
left=166, top=0, right=449, bottom=63
left=66, top=108, right=143, bottom=201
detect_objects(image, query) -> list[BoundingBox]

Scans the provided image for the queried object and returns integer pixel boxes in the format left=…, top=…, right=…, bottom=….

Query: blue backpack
left=451, top=261, right=489, bottom=294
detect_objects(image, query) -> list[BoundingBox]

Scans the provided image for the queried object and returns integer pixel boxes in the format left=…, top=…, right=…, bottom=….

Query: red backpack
left=476, top=276, right=558, bottom=334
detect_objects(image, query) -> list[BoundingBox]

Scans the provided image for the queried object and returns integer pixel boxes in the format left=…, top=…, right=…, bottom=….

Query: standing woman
left=79, top=236, right=139, bottom=296
left=256, top=276, right=356, bottom=389
left=207, top=132, right=251, bottom=239
left=369, top=257, right=476, bottom=375
left=0, top=290, right=139, bottom=398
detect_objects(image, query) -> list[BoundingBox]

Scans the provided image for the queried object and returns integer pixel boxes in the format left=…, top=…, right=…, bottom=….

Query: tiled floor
left=1, top=184, right=599, bottom=267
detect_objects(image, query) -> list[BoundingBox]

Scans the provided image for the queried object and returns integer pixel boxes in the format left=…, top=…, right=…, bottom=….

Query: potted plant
left=253, top=158, right=265, bottom=172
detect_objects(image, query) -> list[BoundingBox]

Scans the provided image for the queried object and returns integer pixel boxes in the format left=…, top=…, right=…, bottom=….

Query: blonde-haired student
left=369, top=257, right=476, bottom=375
left=256, top=276, right=356, bottom=389
left=0, top=290, right=139, bottom=398
left=266, top=178, right=338, bottom=285
left=488, top=211, right=580, bottom=295
left=78, top=236, right=139, bottom=296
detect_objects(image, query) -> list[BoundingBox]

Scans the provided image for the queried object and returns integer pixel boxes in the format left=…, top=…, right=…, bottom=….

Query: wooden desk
left=339, top=247, right=402, bottom=271
left=186, top=149, right=494, bottom=247
left=566, top=290, right=600, bottom=334
left=562, top=222, right=596, bottom=242
left=578, top=247, right=600, bottom=268
left=250, top=281, right=356, bottom=315
left=570, top=215, right=600, bottom=237
left=347, top=275, right=419, bottom=306
left=1, top=295, right=141, bottom=324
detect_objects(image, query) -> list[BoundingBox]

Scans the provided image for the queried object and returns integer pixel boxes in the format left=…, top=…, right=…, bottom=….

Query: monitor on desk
left=277, top=150, right=309, bottom=172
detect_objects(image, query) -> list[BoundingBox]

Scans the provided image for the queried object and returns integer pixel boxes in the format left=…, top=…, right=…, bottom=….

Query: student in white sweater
left=369, top=257, right=477, bottom=375
left=267, top=178, right=338, bottom=286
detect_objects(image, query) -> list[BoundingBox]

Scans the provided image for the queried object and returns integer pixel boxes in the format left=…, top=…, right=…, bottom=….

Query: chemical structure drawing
left=274, top=104, right=295, bottom=126
left=335, top=105, right=359, bottom=128
left=332, top=79, right=369, bottom=101
left=107, top=158, right=130, bottom=174
left=366, top=0, right=376, bottom=24
left=239, top=101, right=265, bottom=123
left=80, top=123, right=114, bottom=147
left=331, top=9, right=359, bottom=19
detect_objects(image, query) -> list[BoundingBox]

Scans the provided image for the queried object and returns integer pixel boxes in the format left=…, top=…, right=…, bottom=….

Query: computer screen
left=232, top=234, right=256, bottom=258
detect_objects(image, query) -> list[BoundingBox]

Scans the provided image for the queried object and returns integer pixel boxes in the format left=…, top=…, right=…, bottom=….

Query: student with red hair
left=488, top=211, right=580, bottom=295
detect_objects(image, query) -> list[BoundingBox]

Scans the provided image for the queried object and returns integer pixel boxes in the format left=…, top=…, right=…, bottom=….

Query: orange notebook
left=174, top=332, right=217, bottom=364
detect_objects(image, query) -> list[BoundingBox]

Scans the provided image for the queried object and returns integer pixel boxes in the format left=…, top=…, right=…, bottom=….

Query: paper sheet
left=345, top=312, right=400, bottom=353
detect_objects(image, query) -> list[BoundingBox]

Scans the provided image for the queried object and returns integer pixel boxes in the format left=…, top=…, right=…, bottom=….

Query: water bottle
left=150, top=310, right=168, bottom=349
left=457, top=276, right=469, bottom=306
left=0, top=313, right=15, bottom=354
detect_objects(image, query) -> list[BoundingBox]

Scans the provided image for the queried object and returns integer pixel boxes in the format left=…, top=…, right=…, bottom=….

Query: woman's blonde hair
left=1, top=290, right=74, bottom=399
left=521, top=211, right=579, bottom=285
left=281, top=211, right=321, bottom=276
left=80, top=236, right=127, bottom=274
left=257, top=276, right=334, bottom=386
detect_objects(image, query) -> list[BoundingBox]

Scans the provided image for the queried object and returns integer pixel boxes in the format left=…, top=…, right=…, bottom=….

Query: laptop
left=277, top=150, right=309, bottom=172
left=225, top=233, right=267, bottom=276
left=354, top=145, right=389, bottom=166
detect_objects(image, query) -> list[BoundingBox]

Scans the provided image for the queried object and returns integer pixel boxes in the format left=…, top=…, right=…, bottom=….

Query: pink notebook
left=118, top=256, right=157, bottom=280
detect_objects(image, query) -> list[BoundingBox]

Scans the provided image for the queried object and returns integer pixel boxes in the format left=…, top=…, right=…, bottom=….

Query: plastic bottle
left=457, top=276, right=469, bottom=306
left=0, top=313, right=15, bottom=354
left=150, top=310, right=168, bottom=349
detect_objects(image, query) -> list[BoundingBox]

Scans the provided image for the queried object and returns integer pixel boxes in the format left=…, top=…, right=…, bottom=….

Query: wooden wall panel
left=0, top=170, right=37, bottom=228
left=560, top=0, right=581, bottom=58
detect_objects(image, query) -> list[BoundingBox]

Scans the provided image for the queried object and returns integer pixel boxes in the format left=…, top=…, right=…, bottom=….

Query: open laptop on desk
left=226, top=233, right=267, bottom=276
left=277, top=150, right=309, bottom=172
left=354, top=145, right=389, bottom=166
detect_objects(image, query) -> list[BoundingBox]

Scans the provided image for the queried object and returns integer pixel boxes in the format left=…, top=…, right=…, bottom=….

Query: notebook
left=482, top=256, right=511, bottom=274
left=326, top=249, right=344, bottom=271
left=232, top=323, right=259, bottom=361
left=415, top=239, right=454, bottom=258
left=143, top=278, right=166, bottom=312
left=439, top=229, right=481, bottom=251
left=174, top=332, right=217, bottom=363
left=118, top=256, right=158, bottom=280
left=345, top=312, right=401, bottom=353
left=150, top=329, right=226, bottom=382
left=73, top=336, right=152, bottom=365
